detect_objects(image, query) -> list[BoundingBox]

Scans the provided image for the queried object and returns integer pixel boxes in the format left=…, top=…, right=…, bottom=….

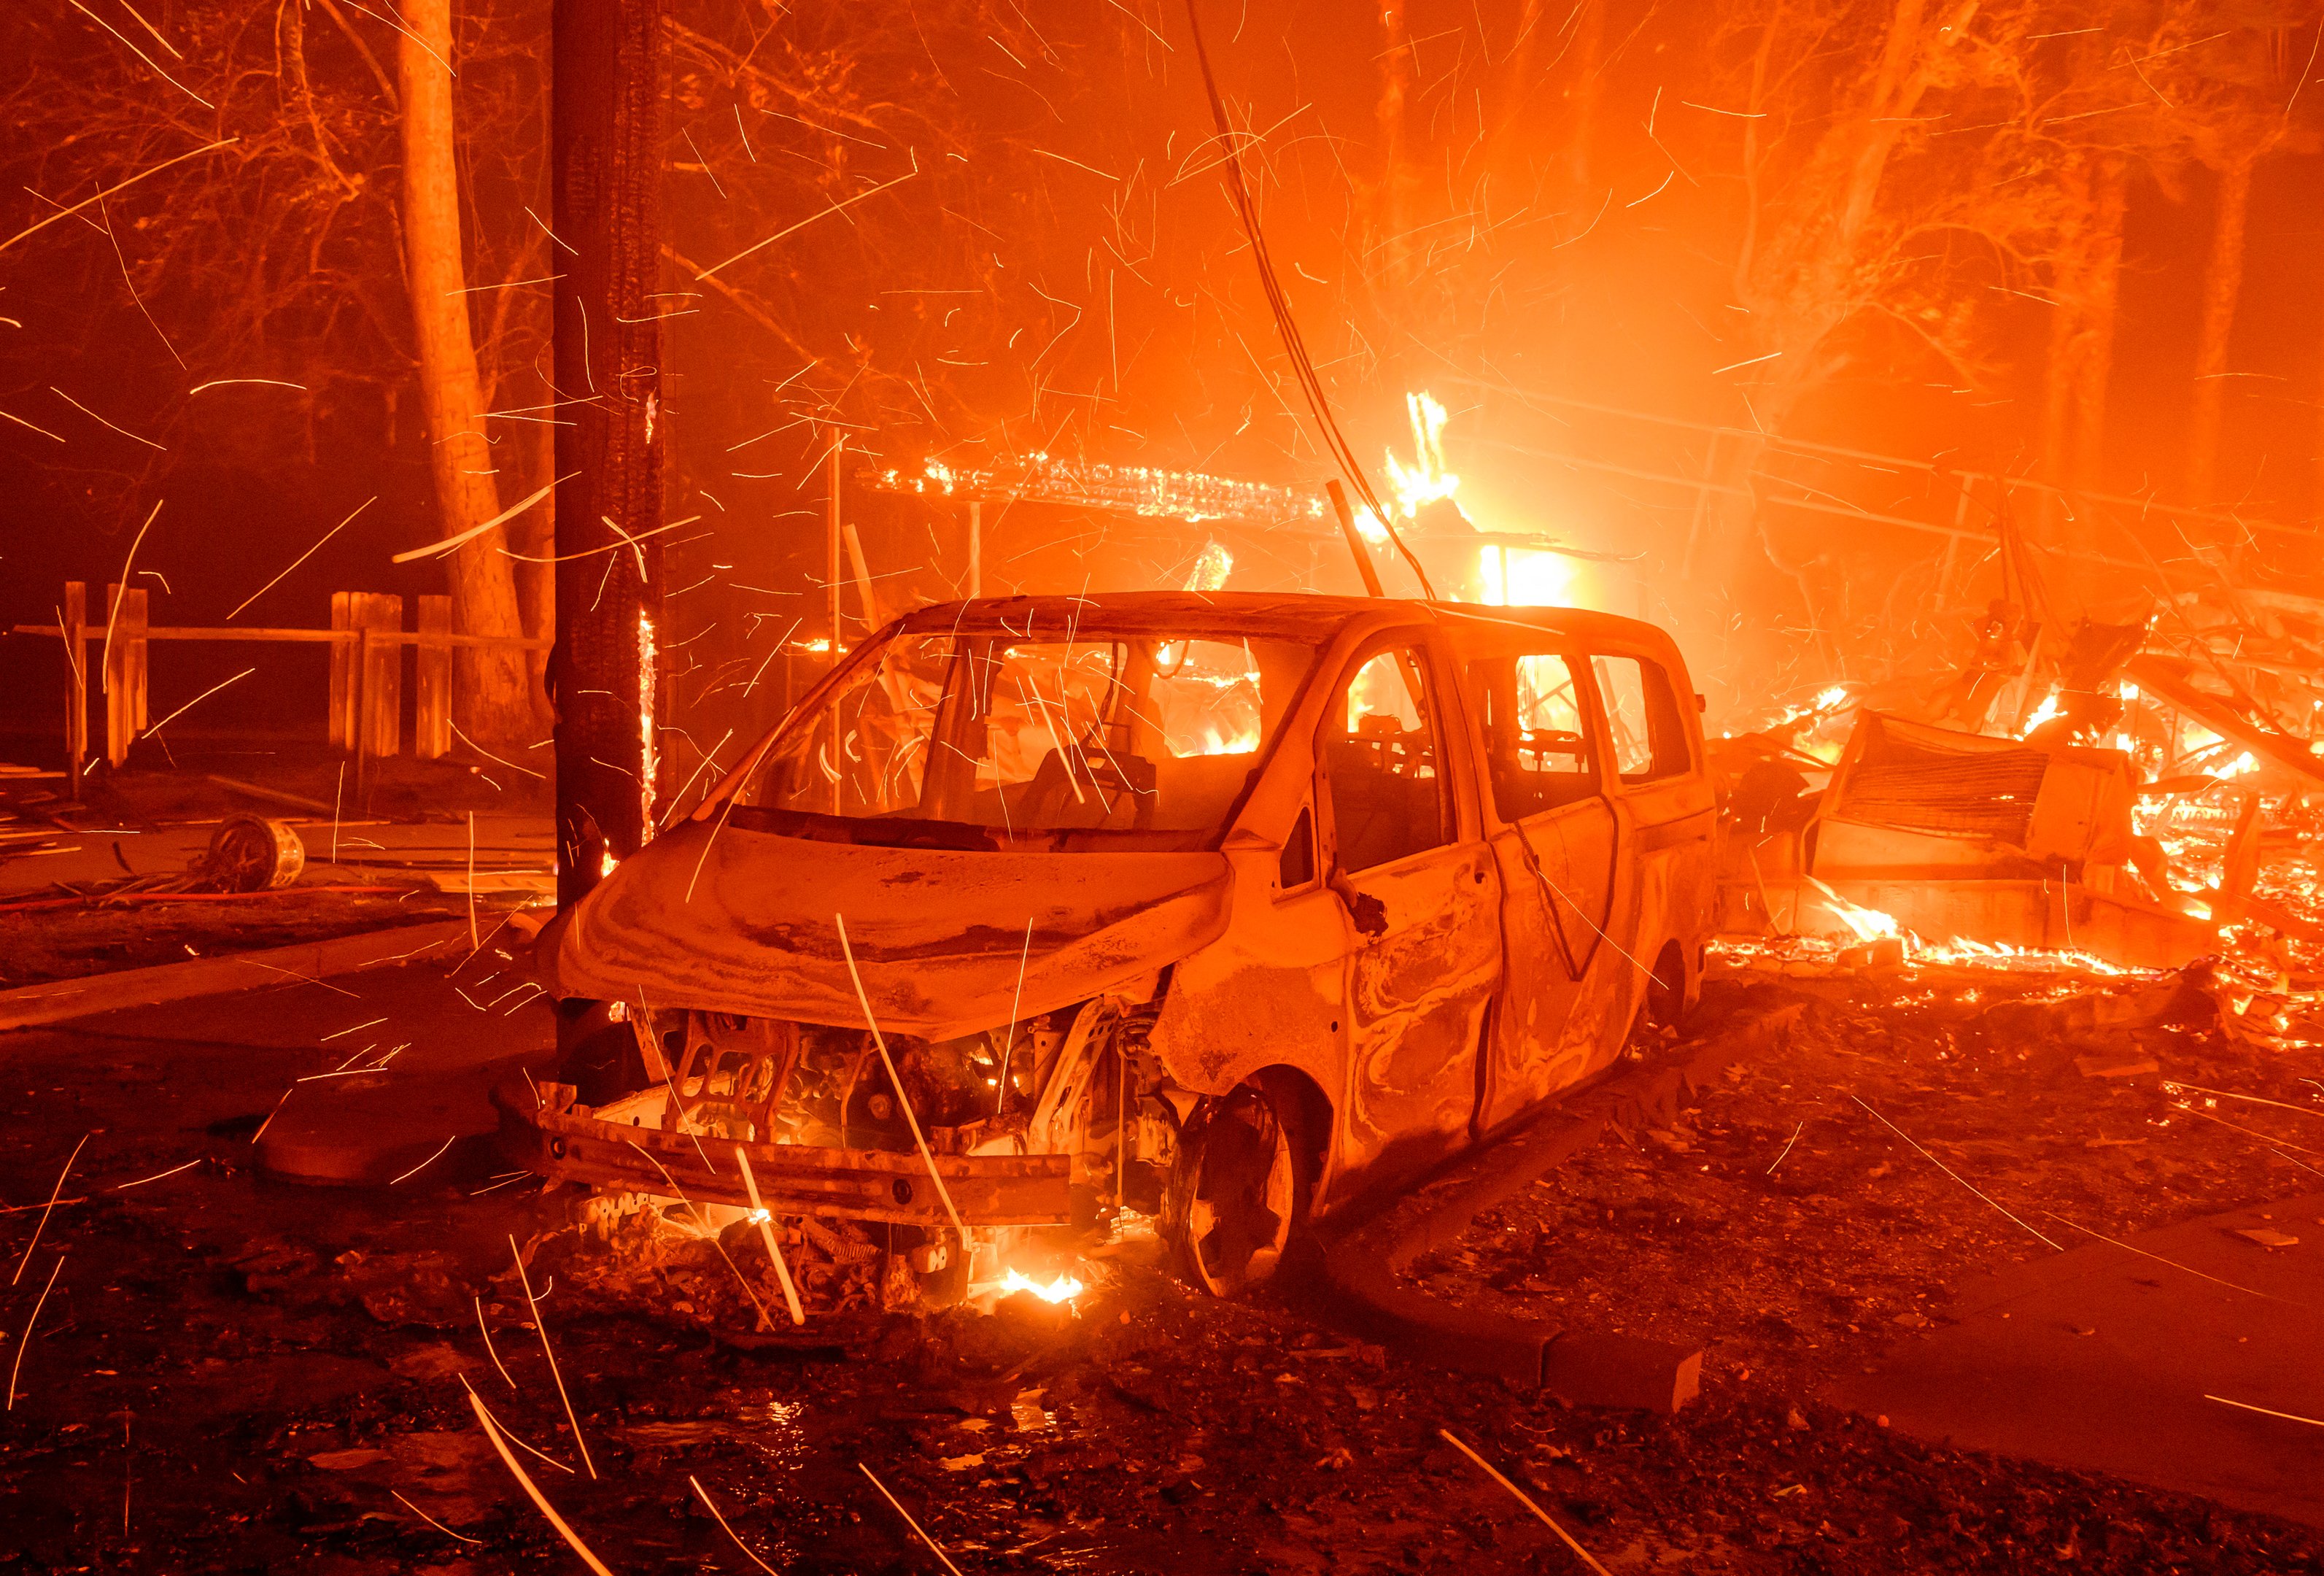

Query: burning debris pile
left=1708, top=533, right=2324, bottom=1058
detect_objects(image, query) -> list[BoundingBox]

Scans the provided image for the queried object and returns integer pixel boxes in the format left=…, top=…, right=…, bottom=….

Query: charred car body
left=503, top=592, right=1715, bottom=1297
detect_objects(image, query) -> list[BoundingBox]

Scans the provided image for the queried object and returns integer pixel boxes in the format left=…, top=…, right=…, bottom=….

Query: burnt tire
left=1641, top=940, right=1690, bottom=1034
left=1163, top=1073, right=1314, bottom=1298
left=556, top=1000, right=649, bottom=1107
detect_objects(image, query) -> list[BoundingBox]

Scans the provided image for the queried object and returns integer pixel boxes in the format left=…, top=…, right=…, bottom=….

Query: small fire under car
left=503, top=592, right=1716, bottom=1297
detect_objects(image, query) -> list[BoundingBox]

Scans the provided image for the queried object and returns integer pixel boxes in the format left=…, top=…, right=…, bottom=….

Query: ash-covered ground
left=6, top=958, right=2324, bottom=1574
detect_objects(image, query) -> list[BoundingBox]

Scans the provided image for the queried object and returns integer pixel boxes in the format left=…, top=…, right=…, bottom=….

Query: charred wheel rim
left=1182, top=1084, right=1295, bottom=1297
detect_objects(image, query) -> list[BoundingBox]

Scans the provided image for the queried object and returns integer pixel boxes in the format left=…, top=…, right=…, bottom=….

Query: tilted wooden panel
left=349, top=592, right=402, bottom=759
left=104, top=584, right=148, bottom=768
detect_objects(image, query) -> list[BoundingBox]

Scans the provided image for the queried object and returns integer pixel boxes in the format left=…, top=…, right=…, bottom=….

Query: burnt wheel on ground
left=1166, top=1073, right=1312, bottom=1297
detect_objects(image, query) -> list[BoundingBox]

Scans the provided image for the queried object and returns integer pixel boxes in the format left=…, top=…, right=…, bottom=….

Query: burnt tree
left=552, top=0, right=667, bottom=905
left=401, top=0, right=539, bottom=744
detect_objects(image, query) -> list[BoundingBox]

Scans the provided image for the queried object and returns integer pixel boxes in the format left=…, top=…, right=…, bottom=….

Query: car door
left=1452, top=636, right=1626, bottom=1128
left=1583, top=646, right=1716, bottom=1006
left=1316, top=633, right=1502, bottom=1190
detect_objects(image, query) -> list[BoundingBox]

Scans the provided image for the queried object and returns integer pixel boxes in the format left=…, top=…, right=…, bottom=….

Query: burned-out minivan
left=505, top=593, right=1714, bottom=1297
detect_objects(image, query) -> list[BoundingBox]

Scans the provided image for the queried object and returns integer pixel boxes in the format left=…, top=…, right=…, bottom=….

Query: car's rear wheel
left=1641, top=940, right=1691, bottom=1034
left=1166, top=1075, right=1311, bottom=1297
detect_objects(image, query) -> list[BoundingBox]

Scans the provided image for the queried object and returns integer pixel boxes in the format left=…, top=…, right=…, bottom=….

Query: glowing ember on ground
left=1711, top=933, right=2140, bottom=978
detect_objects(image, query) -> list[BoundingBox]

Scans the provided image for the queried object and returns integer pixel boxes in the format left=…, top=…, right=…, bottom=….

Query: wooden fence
left=15, top=583, right=549, bottom=782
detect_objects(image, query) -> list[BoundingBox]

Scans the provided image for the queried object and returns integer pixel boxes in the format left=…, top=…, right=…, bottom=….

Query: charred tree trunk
left=2187, top=152, right=2253, bottom=506
left=2066, top=157, right=2128, bottom=509
left=2036, top=157, right=2091, bottom=511
left=398, top=0, right=537, bottom=743
left=1562, top=0, right=1606, bottom=195
left=2317, top=263, right=2324, bottom=522
left=513, top=417, right=557, bottom=701
left=2039, top=153, right=2127, bottom=547
left=1697, top=0, right=1937, bottom=662
left=551, top=0, right=667, bottom=906
left=1376, top=0, right=1414, bottom=284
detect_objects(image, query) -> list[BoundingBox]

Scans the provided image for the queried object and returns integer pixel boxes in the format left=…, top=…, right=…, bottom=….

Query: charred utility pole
left=551, top=0, right=667, bottom=908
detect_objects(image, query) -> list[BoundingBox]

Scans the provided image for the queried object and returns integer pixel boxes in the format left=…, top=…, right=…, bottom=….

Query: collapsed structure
left=1710, top=521, right=2324, bottom=1003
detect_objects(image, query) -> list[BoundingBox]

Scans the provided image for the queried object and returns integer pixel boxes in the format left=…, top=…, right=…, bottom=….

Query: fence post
left=104, top=583, right=148, bottom=768
left=328, top=592, right=353, bottom=749
left=61, top=582, right=86, bottom=787
left=415, top=595, right=452, bottom=760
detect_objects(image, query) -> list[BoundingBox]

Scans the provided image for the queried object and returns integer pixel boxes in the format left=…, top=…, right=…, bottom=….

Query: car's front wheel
left=1164, top=1074, right=1312, bottom=1297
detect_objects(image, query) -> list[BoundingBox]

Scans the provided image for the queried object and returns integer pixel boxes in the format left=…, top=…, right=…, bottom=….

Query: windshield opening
left=740, top=625, right=1318, bottom=848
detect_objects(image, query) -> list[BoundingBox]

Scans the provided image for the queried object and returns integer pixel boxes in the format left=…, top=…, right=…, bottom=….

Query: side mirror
left=1328, top=870, right=1389, bottom=939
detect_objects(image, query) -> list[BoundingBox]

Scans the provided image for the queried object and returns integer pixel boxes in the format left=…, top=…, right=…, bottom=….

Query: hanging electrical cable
left=1182, top=0, right=1438, bottom=600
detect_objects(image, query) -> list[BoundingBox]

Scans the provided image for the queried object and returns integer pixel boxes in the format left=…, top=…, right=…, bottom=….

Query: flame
left=1183, top=540, right=1233, bottom=593
left=638, top=611, right=658, bottom=843
left=1001, top=1268, right=1084, bottom=1303
left=1828, top=898, right=1899, bottom=941
left=1804, top=877, right=1897, bottom=940
left=1174, top=712, right=1262, bottom=757
left=2219, top=751, right=2260, bottom=779
left=2020, top=691, right=2062, bottom=736
left=1383, top=392, right=1459, bottom=518
left=1815, top=686, right=1849, bottom=711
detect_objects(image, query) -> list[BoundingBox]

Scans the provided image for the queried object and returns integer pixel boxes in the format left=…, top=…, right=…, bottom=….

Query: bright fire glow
left=1478, top=544, right=1571, bottom=607
left=2219, top=751, right=2260, bottom=778
left=2019, top=690, right=2062, bottom=736
left=1816, top=686, right=1849, bottom=711
left=1002, top=1268, right=1085, bottom=1303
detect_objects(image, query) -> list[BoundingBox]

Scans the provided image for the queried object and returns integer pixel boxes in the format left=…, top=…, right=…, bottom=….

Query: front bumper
left=495, top=1081, right=1072, bottom=1227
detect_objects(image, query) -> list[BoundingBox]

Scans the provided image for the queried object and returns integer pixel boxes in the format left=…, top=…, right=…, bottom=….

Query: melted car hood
left=541, top=818, right=1233, bottom=1040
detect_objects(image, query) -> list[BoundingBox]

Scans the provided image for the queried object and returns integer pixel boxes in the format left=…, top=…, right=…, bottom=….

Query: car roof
left=895, top=590, right=1679, bottom=653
